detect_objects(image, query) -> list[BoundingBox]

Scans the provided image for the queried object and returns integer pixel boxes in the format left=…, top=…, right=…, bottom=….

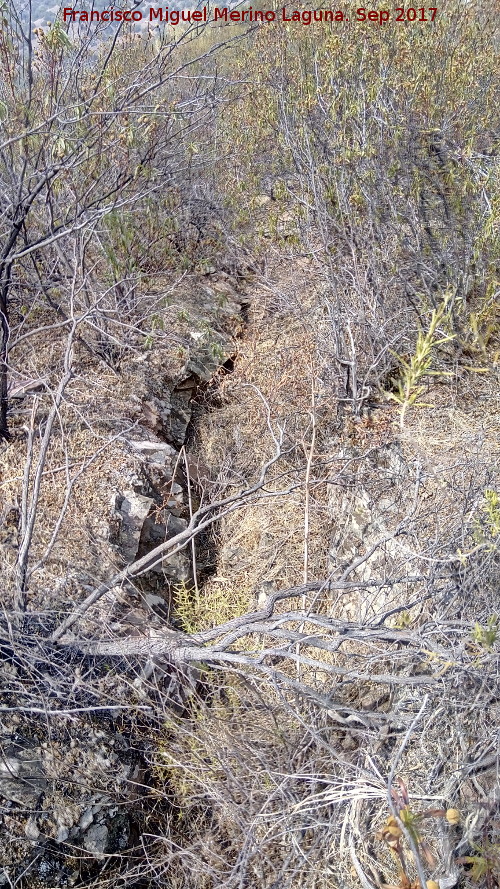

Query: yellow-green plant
left=385, top=294, right=455, bottom=429
left=143, top=314, right=165, bottom=350
left=392, top=610, right=413, bottom=630
left=174, top=580, right=249, bottom=634
left=379, top=781, right=460, bottom=888
left=474, top=489, right=500, bottom=549
left=472, top=615, right=498, bottom=650
left=482, top=489, right=500, bottom=539
left=458, top=841, right=500, bottom=885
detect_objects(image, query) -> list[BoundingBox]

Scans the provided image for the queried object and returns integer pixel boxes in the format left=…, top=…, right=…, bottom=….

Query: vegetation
left=0, top=1, right=499, bottom=888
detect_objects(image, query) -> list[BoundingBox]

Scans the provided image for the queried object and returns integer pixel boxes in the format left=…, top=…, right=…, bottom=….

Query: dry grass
left=185, top=249, right=500, bottom=889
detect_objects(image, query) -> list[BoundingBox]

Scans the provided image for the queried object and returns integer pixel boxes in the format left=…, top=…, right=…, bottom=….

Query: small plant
left=377, top=780, right=459, bottom=888
left=385, top=293, right=455, bottom=429
left=458, top=841, right=500, bottom=886
left=482, top=489, right=500, bottom=538
left=143, top=313, right=164, bottom=349
left=473, top=489, right=500, bottom=550
left=483, top=489, right=500, bottom=537
left=209, top=341, right=226, bottom=361
left=466, top=307, right=500, bottom=368
left=472, top=615, right=498, bottom=650
left=174, top=579, right=249, bottom=634
left=392, top=610, right=413, bottom=629
left=37, top=19, right=72, bottom=53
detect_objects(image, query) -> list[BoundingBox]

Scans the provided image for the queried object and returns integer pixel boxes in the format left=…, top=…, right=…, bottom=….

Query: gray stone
left=78, top=807, right=94, bottom=831
left=83, top=823, right=109, bottom=857
left=138, top=515, right=191, bottom=581
left=24, top=817, right=40, bottom=841
left=186, top=353, right=220, bottom=382
left=0, top=742, right=46, bottom=808
left=56, top=826, right=69, bottom=844
left=127, top=439, right=177, bottom=463
left=255, top=194, right=272, bottom=207
left=165, top=387, right=194, bottom=445
left=220, top=544, right=245, bottom=569
left=116, top=489, right=154, bottom=563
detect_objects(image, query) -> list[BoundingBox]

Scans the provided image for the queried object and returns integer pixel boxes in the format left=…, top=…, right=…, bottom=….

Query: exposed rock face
left=137, top=513, right=191, bottom=581
left=114, top=489, right=155, bottom=564
left=107, top=325, right=242, bottom=590
left=113, top=486, right=191, bottom=582
left=110, top=434, right=191, bottom=585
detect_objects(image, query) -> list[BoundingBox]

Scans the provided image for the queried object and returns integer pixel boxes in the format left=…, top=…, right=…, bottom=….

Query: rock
left=0, top=740, right=46, bottom=808
left=115, top=490, right=154, bottom=563
left=78, top=807, right=94, bottom=832
left=24, top=817, right=40, bottom=841
left=350, top=491, right=372, bottom=540
left=220, top=544, right=245, bottom=570
left=140, top=399, right=169, bottom=435
left=186, top=352, right=221, bottom=382
left=139, top=355, right=219, bottom=446
left=359, top=689, right=389, bottom=711
left=52, top=796, right=83, bottom=843
left=123, top=435, right=182, bottom=499
left=56, top=826, right=69, bottom=844
left=107, top=813, right=130, bottom=852
left=83, top=823, right=109, bottom=857
left=127, top=439, right=177, bottom=464
left=164, top=378, right=196, bottom=445
left=138, top=514, right=191, bottom=581
left=144, top=593, right=166, bottom=609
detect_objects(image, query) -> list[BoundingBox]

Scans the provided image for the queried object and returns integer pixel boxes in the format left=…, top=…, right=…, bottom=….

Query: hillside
left=0, top=2, right=499, bottom=888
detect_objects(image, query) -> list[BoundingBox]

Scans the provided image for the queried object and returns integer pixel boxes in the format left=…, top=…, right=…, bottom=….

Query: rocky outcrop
left=0, top=738, right=47, bottom=810
left=111, top=442, right=191, bottom=585
left=107, top=289, right=247, bottom=593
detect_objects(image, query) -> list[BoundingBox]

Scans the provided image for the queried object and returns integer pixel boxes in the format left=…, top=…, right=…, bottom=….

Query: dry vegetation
left=179, top=246, right=500, bottom=889
left=0, top=1, right=499, bottom=888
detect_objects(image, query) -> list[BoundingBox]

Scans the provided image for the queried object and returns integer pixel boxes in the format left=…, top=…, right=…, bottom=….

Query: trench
left=180, top=355, right=238, bottom=580
left=108, top=304, right=251, bottom=886
left=128, top=287, right=250, bottom=621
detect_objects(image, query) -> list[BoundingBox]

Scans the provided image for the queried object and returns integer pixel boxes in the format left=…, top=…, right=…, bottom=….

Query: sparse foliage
left=0, top=2, right=499, bottom=889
